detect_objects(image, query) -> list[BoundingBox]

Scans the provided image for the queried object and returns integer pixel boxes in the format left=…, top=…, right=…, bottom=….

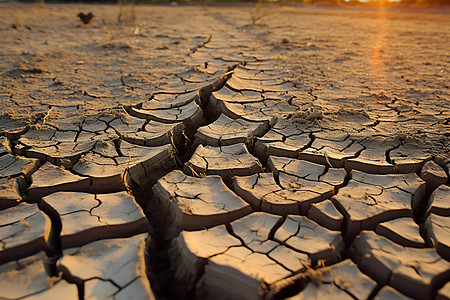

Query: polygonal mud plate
left=194, top=114, right=268, bottom=147
left=352, top=231, right=450, bottom=299
left=332, top=170, right=426, bottom=241
left=253, top=120, right=318, bottom=161
left=345, top=140, right=397, bottom=174
left=226, top=76, right=296, bottom=93
left=390, top=143, right=433, bottom=173
left=199, top=246, right=292, bottom=300
left=0, top=203, right=46, bottom=264
left=153, top=170, right=252, bottom=236
left=233, top=173, right=299, bottom=215
left=0, top=176, right=23, bottom=210
left=233, top=161, right=345, bottom=216
left=427, top=185, right=450, bottom=216
left=299, top=137, right=364, bottom=168
left=0, top=116, right=30, bottom=140
left=0, top=252, right=78, bottom=300
left=274, top=215, right=344, bottom=266
left=41, top=191, right=148, bottom=249
left=29, top=162, right=90, bottom=200
left=374, top=286, right=413, bottom=300
left=220, top=100, right=294, bottom=124
left=420, top=161, right=448, bottom=192
left=287, top=281, right=353, bottom=300
left=307, top=200, right=344, bottom=231
left=184, top=143, right=263, bottom=184
left=230, top=212, right=282, bottom=253
left=232, top=65, right=290, bottom=81
left=285, top=259, right=377, bottom=300
left=425, top=213, right=450, bottom=261
left=375, top=217, right=425, bottom=248
left=169, top=224, right=242, bottom=291
left=437, top=280, right=450, bottom=300
left=73, top=140, right=175, bottom=188
left=16, top=118, right=117, bottom=164
left=130, top=100, right=204, bottom=127
left=211, top=86, right=265, bottom=103
left=0, top=153, right=40, bottom=178
left=323, top=259, right=378, bottom=299
left=59, top=234, right=154, bottom=300
left=231, top=156, right=346, bottom=215
left=110, top=112, right=184, bottom=147
left=142, top=90, right=199, bottom=110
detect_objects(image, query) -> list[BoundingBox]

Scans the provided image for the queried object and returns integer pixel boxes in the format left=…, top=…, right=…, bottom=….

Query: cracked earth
left=0, top=3, right=449, bottom=300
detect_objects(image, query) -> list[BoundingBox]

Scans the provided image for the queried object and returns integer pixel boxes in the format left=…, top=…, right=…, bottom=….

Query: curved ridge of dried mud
left=0, top=4, right=449, bottom=300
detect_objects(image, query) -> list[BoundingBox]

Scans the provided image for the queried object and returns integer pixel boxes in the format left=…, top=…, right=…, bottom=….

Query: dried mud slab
left=425, top=213, right=450, bottom=261
left=28, top=161, right=90, bottom=200
left=142, top=90, right=200, bottom=110
left=389, top=143, right=433, bottom=173
left=0, top=116, right=30, bottom=140
left=274, top=215, right=344, bottom=266
left=73, top=140, right=175, bottom=189
left=437, top=281, right=450, bottom=300
left=184, top=143, right=263, bottom=183
left=41, top=191, right=148, bottom=249
left=0, top=252, right=78, bottom=300
left=231, top=156, right=345, bottom=215
left=420, top=161, right=448, bottom=193
left=287, top=259, right=377, bottom=300
left=169, top=224, right=242, bottom=291
left=307, top=200, right=344, bottom=230
left=0, top=153, right=39, bottom=178
left=130, top=100, right=204, bottom=128
left=16, top=112, right=120, bottom=164
left=110, top=113, right=184, bottom=147
left=194, top=114, right=268, bottom=147
left=345, top=140, right=397, bottom=174
left=226, top=76, right=296, bottom=93
left=332, top=170, right=426, bottom=241
left=0, top=203, right=46, bottom=264
left=233, top=156, right=345, bottom=215
left=375, top=217, right=425, bottom=248
left=427, top=185, right=450, bottom=216
left=186, top=213, right=311, bottom=300
left=220, top=100, right=294, bottom=124
left=233, top=172, right=299, bottom=215
left=254, top=120, right=317, bottom=161
left=288, top=281, right=352, bottom=299
left=153, top=170, right=251, bottom=236
left=352, top=231, right=450, bottom=299
left=59, top=234, right=154, bottom=300
left=200, top=247, right=292, bottom=300
left=299, top=134, right=364, bottom=168
left=211, top=86, right=265, bottom=103
left=0, top=176, right=23, bottom=209
left=232, top=65, right=291, bottom=81
left=230, top=212, right=282, bottom=253
left=1, top=5, right=449, bottom=300
left=374, top=286, right=413, bottom=300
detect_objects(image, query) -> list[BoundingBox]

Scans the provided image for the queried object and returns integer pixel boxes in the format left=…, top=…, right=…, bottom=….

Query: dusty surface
left=0, top=3, right=449, bottom=300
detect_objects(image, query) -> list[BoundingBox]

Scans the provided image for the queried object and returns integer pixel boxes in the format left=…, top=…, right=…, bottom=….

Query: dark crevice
left=38, top=198, right=63, bottom=277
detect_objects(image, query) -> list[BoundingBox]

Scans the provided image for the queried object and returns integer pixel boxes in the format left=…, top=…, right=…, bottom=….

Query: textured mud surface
left=0, top=4, right=449, bottom=300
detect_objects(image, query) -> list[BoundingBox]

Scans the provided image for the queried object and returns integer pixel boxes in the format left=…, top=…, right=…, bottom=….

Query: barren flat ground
left=0, top=3, right=449, bottom=300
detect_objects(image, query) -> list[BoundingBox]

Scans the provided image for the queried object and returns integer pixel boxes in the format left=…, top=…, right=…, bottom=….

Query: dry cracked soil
left=0, top=3, right=449, bottom=300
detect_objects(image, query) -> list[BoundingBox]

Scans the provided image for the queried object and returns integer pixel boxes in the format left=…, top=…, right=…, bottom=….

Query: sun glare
left=370, top=8, right=389, bottom=80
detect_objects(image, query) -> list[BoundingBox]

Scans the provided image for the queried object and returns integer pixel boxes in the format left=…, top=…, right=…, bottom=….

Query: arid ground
left=0, top=3, right=449, bottom=300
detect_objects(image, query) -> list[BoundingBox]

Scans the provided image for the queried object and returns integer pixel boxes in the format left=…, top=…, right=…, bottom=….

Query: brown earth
left=0, top=3, right=449, bottom=300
